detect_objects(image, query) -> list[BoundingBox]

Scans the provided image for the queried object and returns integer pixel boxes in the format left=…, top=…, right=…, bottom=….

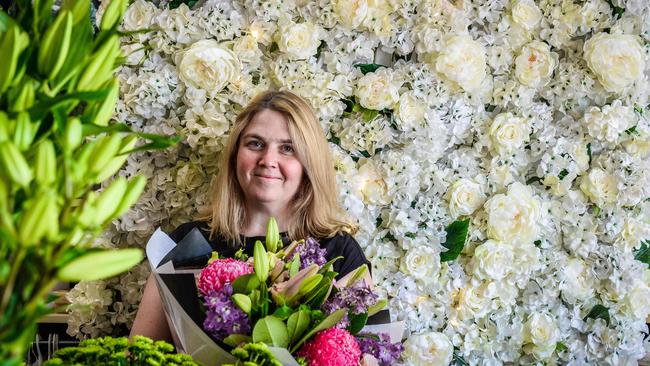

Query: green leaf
left=168, top=0, right=199, bottom=9
left=287, top=310, right=310, bottom=345
left=556, top=342, right=567, bottom=352
left=440, top=218, right=470, bottom=262
left=367, top=299, right=387, bottom=317
left=317, top=256, right=342, bottom=275
left=56, top=248, right=143, bottom=281
left=558, top=169, right=569, bottom=180
left=633, top=241, right=650, bottom=268
left=587, top=143, right=592, bottom=166
left=304, top=272, right=336, bottom=308
left=233, top=273, right=259, bottom=296
left=272, top=306, right=293, bottom=321
left=223, top=334, right=252, bottom=348
left=252, top=316, right=289, bottom=348
left=453, top=351, right=469, bottom=366
left=625, top=125, right=639, bottom=135
left=291, top=308, right=346, bottom=353
left=289, top=257, right=301, bottom=278
left=28, top=89, right=112, bottom=121
left=584, top=304, right=610, bottom=325
left=348, top=312, right=368, bottom=335
left=354, top=63, right=385, bottom=75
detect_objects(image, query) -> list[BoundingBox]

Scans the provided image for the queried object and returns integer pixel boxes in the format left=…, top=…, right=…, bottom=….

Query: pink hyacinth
left=198, top=258, right=253, bottom=296
left=298, top=328, right=362, bottom=366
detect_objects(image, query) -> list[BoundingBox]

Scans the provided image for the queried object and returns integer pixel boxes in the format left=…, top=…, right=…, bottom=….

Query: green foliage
left=584, top=304, right=610, bottom=325
left=440, top=218, right=470, bottom=262
left=354, top=63, right=385, bottom=75
left=224, top=342, right=283, bottom=366
left=43, top=336, right=200, bottom=366
left=633, top=241, right=650, bottom=268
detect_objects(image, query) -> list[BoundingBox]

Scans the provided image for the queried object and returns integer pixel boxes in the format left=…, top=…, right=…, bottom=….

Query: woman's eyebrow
left=242, top=133, right=292, bottom=144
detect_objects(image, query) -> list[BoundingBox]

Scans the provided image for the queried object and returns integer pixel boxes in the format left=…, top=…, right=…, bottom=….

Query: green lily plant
left=0, top=1, right=178, bottom=364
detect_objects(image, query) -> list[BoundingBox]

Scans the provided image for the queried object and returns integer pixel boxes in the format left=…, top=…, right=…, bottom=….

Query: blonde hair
left=203, top=90, right=356, bottom=245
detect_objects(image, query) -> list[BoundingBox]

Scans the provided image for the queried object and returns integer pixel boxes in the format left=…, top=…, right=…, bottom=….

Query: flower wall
left=66, top=0, right=650, bottom=364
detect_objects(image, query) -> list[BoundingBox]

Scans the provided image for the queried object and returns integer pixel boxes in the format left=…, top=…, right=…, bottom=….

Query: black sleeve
left=328, top=234, right=371, bottom=280
left=168, top=221, right=208, bottom=243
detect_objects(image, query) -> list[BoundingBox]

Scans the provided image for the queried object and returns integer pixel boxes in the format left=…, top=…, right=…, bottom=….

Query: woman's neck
left=241, top=205, right=290, bottom=237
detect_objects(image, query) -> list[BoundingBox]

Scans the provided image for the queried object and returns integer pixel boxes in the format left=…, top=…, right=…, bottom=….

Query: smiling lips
left=254, top=173, right=282, bottom=180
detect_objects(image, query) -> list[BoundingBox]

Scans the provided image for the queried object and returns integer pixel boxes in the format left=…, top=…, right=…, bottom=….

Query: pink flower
left=198, top=258, right=253, bottom=296
left=298, top=328, right=362, bottom=366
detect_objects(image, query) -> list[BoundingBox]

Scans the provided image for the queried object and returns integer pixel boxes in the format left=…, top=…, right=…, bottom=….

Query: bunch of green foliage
left=224, top=342, right=306, bottom=366
left=0, top=0, right=177, bottom=363
left=43, top=336, right=199, bottom=366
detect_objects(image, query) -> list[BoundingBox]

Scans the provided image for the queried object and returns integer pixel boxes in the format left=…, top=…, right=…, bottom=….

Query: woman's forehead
left=243, top=109, right=292, bottom=141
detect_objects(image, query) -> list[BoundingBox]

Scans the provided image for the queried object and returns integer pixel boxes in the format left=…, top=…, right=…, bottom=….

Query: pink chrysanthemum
left=198, top=258, right=253, bottom=296
left=298, top=328, right=361, bottom=366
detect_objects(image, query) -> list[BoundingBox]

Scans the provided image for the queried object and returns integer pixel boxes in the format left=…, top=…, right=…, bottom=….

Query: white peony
left=582, top=101, right=636, bottom=144
left=560, top=257, right=594, bottom=304
left=402, top=332, right=453, bottom=366
left=488, top=113, right=531, bottom=156
left=395, top=92, right=426, bottom=131
left=400, top=245, right=440, bottom=282
left=511, top=0, right=542, bottom=30
left=122, top=0, right=157, bottom=31
left=276, top=21, right=323, bottom=60
left=453, top=284, right=491, bottom=320
left=354, top=159, right=390, bottom=205
left=334, top=0, right=368, bottom=29
left=524, top=313, right=560, bottom=360
left=446, top=178, right=486, bottom=218
left=579, top=168, right=618, bottom=206
left=435, top=34, right=487, bottom=92
left=485, top=182, right=541, bottom=245
left=626, top=281, right=650, bottom=319
left=355, top=68, right=400, bottom=111
left=176, top=40, right=241, bottom=94
left=472, top=240, right=514, bottom=280
left=583, top=33, right=646, bottom=93
left=514, top=41, right=556, bottom=88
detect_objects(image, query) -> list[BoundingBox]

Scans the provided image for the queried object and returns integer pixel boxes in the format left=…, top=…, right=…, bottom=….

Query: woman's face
left=236, top=109, right=304, bottom=210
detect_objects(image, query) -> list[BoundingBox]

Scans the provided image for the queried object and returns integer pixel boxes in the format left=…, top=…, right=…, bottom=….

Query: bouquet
left=197, top=218, right=403, bottom=366
left=145, top=219, right=403, bottom=366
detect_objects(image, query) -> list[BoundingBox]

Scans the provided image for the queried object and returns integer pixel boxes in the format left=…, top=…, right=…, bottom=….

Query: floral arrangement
left=197, top=218, right=403, bottom=366
left=43, top=335, right=199, bottom=365
left=70, top=0, right=650, bottom=364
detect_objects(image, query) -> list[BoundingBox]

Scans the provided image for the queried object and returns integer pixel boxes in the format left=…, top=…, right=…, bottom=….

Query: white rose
left=485, top=182, right=541, bottom=244
left=583, top=101, right=636, bottom=144
left=233, top=35, right=263, bottom=65
left=584, top=33, right=646, bottom=93
left=355, top=68, right=400, bottom=111
left=122, top=0, right=157, bottom=31
left=334, top=0, right=368, bottom=29
left=624, top=132, right=650, bottom=158
left=403, top=332, right=453, bottom=366
left=121, top=43, right=145, bottom=66
left=446, top=178, right=486, bottom=218
left=524, top=313, right=559, bottom=360
left=511, top=0, right=542, bottom=30
left=354, top=159, right=390, bottom=205
left=453, top=284, right=490, bottom=320
left=395, top=92, right=426, bottom=131
left=488, top=113, right=531, bottom=156
left=400, top=246, right=440, bottom=282
left=560, top=258, right=594, bottom=304
left=435, top=34, right=487, bottom=92
left=276, top=21, right=322, bottom=60
left=514, top=41, right=556, bottom=88
left=177, top=40, right=241, bottom=94
left=579, top=168, right=618, bottom=206
left=472, top=240, right=514, bottom=280
left=626, top=282, right=650, bottom=319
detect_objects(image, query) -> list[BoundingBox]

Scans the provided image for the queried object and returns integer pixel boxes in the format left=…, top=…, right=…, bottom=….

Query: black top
left=169, top=221, right=370, bottom=280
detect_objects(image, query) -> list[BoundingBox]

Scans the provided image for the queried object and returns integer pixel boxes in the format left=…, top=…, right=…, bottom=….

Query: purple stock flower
left=322, top=282, right=379, bottom=328
left=294, top=237, right=327, bottom=270
left=202, top=283, right=251, bottom=340
left=356, top=332, right=404, bottom=366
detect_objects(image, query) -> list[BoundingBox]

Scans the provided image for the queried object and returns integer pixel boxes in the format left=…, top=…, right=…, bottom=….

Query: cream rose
left=524, top=313, right=560, bottom=360
left=579, top=168, right=618, bottom=206
left=354, top=159, right=390, bottom=205
left=334, top=0, right=368, bottom=29
left=454, top=284, right=490, bottom=320
left=472, top=240, right=514, bottom=280
left=177, top=40, right=241, bottom=93
left=485, top=182, right=541, bottom=244
left=355, top=68, right=400, bottom=111
left=488, top=113, right=531, bottom=156
left=511, top=0, right=542, bottom=30
left=122, top=0, right=157, bottom=31
left=626, top=281, right=650, bottom=319
left=395, top=92, right=426, bottom=131
left=624, top=131, right=650, bottom=158
left=446, top=178, right=486, bottom=218
left=435, top=34, right=487, bottom=92
left=276, top=21, right=322, bottom=60
left=515, top=41, right=556, bottom=88
left=583, top=101, right=636, bottom=144
left=584, top=33, right=646, bottom=93
left=402, top=332, right=453, bottom=366
left=560, top=258, right=594, bottom=304
left=400, top=246, right=440, bottom=282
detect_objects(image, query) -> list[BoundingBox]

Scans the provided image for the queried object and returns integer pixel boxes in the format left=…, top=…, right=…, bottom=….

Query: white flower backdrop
left=65, top=0, right=650, bottom=364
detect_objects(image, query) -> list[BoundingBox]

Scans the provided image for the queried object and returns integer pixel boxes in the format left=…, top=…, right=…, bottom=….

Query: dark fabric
left=168, top=220, right=371, bottom=280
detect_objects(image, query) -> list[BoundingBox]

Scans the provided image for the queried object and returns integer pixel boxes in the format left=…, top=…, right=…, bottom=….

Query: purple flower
left=322, top=282, right=379, bottom=328
left=293, top=237, right=327, bottom=270
left=356, top=332, right=404, bottom=366
left=202, top=283, right=251, bottom=340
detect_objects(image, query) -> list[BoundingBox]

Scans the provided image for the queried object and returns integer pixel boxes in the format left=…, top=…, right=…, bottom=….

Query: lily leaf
left=252, top=316, right=289, bottom=348
left=440, top=218, right=470, bottom=262
left=56, top=248, right=143, bottom=281
left=287, top=310, right=310, bottom=345
left=231, top=274, right=260, bottom=294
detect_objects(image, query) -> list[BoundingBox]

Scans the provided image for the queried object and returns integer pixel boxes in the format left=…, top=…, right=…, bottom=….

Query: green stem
left=0, top=249, right=26, bottom=316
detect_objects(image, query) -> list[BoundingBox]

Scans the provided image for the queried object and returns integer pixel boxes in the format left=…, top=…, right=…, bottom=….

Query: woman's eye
left=247, top=140, right=263, bottom=149
left=281, top=144, right=294, bottom=154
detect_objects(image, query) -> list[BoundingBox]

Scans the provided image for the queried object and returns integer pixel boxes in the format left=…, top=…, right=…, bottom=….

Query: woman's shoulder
left=168, top=220, right=211, bottom=243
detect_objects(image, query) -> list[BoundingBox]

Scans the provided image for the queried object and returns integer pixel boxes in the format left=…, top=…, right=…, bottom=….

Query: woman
left=130, top=90, right=370, bottom=342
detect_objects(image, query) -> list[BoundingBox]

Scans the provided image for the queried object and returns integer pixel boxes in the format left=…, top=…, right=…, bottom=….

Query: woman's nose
left=258, top=147, right=278, bottom=168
